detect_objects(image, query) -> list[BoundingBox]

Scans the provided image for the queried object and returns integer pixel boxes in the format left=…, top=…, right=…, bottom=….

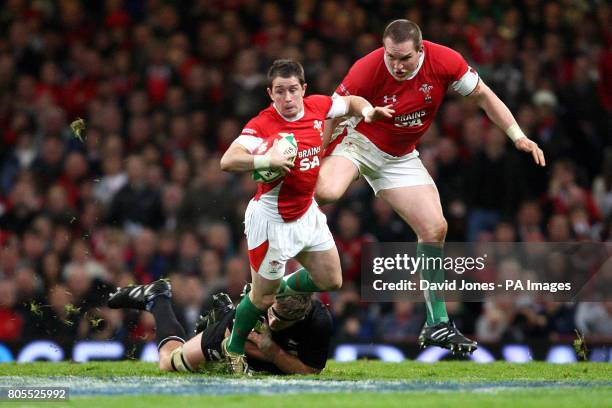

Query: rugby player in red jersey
left=217, top=59, right=393, bottom=373
left=316, top=20, right=545, bottom=354
left=108, top=60, right=392, bottom=375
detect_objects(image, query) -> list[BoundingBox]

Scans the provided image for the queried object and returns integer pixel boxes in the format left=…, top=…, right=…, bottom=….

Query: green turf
left=1, top=360, right=611, bottom=382
left=324, top=360, right=612, bottom=381
left=5, top=389, right=607, bottom=408
left=1, top=361, right=611, bottom=407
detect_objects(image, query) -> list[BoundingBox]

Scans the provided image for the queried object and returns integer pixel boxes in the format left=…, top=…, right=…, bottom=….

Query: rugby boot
left=221, top=337, right=250, bottom=375
left=108, top=279, right=171, bottom=312
left=418, top=320, right=478, bottom=355
left=195, top=292, right=235, bottom=334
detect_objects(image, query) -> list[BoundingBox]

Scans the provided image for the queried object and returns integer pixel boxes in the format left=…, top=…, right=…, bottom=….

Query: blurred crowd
left=0, top=0, right=611, bottom=352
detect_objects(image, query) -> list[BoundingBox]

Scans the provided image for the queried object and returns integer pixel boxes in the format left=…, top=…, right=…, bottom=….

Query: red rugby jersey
left=334, top=40, right=479, bottom=156
left=236, top=95, right=345, bottom=222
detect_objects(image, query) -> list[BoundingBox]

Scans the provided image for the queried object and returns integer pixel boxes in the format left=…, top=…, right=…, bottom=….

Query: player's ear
left=266, top=87, right=274, bottom=101
left=302, top=83, right=307, bottom=96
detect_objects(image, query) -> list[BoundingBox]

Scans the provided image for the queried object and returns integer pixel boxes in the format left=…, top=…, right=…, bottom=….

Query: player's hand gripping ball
left=252, top=133, right=298, bottom=183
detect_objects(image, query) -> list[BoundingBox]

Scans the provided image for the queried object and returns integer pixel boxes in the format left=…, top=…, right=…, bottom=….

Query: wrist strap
left=361, top=106, right=374, bottom=118
left=253, top=155, right=271, bottom=170
left=505, top=124, right=526, bottom=143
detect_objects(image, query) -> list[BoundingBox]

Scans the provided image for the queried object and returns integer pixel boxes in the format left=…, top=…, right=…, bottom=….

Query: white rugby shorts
left=244, top=199, right=335, bottom=280
left=330, top=127, right=434, bottom=194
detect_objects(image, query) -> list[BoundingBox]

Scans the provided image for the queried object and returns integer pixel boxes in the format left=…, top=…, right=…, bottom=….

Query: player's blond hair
left=383, top=19, right=423, bottom=51
left=274, top=294, right=312, bottom=321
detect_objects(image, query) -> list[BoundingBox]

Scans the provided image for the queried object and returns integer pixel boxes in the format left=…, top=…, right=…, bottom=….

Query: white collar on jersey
left=272, top=103, right=304, bottom=122
left=384, top=49, right=425, bottom=81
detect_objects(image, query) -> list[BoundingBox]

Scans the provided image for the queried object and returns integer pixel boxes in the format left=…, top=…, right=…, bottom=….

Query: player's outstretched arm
left=244, top=339, right=267, bottom=362
left=269, top=345, right=321, bottom=374
left=343, top=96, right=395, bottom=124
left=248, top=330, right=321, bottom=374
left=220, top=140, right=295, bottom=174
left=467, top=80, right=546, bottom=167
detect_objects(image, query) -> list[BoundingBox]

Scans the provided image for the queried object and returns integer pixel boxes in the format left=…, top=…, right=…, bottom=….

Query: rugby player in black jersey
left=108, top=279, right=332, bottom=374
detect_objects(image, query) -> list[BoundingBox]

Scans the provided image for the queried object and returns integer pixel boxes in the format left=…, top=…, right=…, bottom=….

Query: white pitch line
left=1, top=376, right=608, bottom=397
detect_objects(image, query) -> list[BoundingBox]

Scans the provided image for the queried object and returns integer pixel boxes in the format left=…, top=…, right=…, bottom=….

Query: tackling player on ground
left=317, top=20, right=545, bottom=354
left=198, top=286, right=332, bottom=374
left=107, top=280, right=332, bottom=374
left=219, top=59, right=393, bottom=373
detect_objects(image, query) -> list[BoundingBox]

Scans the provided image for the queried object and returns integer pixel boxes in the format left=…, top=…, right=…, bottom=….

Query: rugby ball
left=252, top=133, right=298, bottom=183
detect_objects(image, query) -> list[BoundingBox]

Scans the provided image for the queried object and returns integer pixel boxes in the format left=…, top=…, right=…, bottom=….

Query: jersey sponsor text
left=394, top=110, right=427, bottom=128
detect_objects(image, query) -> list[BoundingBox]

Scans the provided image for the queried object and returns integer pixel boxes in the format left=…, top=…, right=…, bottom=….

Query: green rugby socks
left=418, top=243, right=449, bottom=326
left=227, top=294, right=264, bottom=354
left=279, top=268, right=324, bottom=295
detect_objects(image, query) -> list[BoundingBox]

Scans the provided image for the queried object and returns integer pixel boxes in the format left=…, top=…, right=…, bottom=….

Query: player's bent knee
left=327, top=278, right=342, bottom=291
left=251, top=294, right=275, bottom=310
left=322, top=274, right=343, bottom=291
left=437, top=218, right=448, bottom=238
left=419, top=218, right=448, bottom=243
left=315, top=182, right=342, bottom=205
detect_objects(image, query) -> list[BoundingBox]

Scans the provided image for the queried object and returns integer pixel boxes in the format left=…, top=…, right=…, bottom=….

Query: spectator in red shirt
left=0, top=279, right=24, bottom=342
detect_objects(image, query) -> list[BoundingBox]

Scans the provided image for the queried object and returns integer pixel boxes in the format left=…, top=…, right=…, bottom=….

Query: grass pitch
left=1, top=361, right=611, bottom=407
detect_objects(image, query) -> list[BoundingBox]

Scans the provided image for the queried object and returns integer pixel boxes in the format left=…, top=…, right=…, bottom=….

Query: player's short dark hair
left=383, top=19, right=423, bottom=51
left=274, top=294, right=312, bottom=321
left=267, top=59, right=305, bottom=87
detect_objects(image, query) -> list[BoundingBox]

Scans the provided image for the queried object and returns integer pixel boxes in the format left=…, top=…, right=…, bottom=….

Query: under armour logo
left=313, top=120, right=322, bottom=131
left=383, top=95, right=397, bottom=104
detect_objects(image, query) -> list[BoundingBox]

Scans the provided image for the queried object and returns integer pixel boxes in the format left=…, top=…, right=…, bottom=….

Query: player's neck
left=384, top=49, right=425, bottom=82
left=272, top=103, right=304, bottom=122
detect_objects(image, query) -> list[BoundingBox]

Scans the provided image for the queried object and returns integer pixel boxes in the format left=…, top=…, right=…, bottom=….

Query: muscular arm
left=268, top=342, right=322, bottom=374
left=342, top=96, right=394, bottom=122
left=321, top=96, right=368, bottom=149
left=248, top=331, right=321, bottom=374
left=466, top=80, right=515, bottom=131
left=322, top=96, right=394, bottom=148
left=343, top=95, right=371, bottom=117
left=220, top=140, right=294, bottom=173
left=467, top=79, right=546, bottom=166
left=244, top=340, right=267, bottom=361
left=219, top=143, right=258, bottom=172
